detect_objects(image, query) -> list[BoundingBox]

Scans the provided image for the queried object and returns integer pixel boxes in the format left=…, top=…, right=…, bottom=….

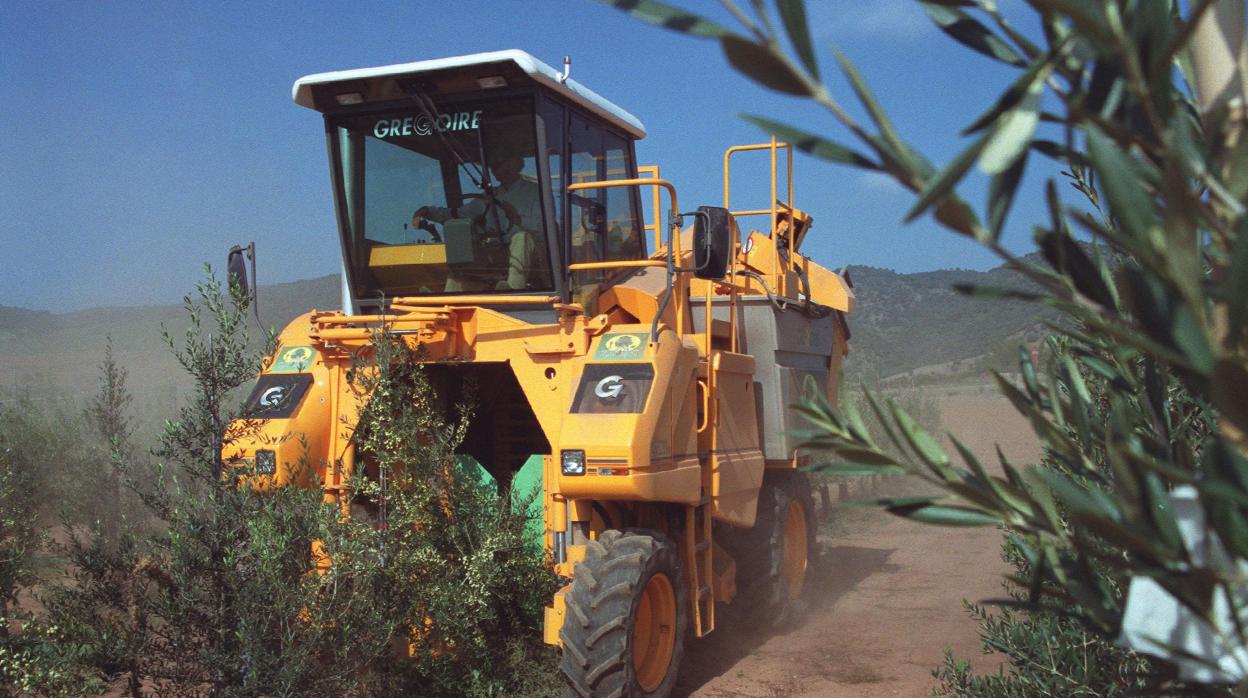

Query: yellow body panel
left=367, top=243, right=449, bottom=293
left=707, top=351, right=765, bottom=527
left=369, top=243, right=448, bottom=267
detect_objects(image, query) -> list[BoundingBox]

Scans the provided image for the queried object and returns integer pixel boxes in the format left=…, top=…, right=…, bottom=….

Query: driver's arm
left=412, top=196, right=489, bottom=229
left=411, top=205, right=446, bottom=228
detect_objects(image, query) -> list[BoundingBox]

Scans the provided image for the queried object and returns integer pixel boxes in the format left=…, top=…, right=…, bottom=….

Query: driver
left=411, top=155, right=544, bottom=291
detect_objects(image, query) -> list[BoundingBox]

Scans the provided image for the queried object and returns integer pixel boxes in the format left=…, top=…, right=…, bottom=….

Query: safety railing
left=723, top=137, right=793, bottom=230
left=637, top=165, right=663, bottom=252
left=567, top=178, right=685, bottom=337
left=390, top=295, right=559, bottom=305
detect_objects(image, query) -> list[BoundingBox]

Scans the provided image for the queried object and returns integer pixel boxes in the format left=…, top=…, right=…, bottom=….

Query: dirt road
left=678, top=395, right=1041, bottom=697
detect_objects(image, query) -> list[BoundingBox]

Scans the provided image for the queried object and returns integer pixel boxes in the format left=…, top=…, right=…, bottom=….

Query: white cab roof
left=292, top=49, right=646, bottom=139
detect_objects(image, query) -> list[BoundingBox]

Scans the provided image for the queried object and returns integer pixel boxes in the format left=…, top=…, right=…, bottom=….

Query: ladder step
left=697, top=585, right=712, bottom=599
left=695, top=540, right=710, bottom=553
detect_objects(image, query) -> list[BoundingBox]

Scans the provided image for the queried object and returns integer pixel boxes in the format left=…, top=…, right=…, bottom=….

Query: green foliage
left=340, top=333, right=560, bottom=697
left=931, top=358, right=1168, bottom=695
left=86, top=337, right=134, bottom=451
left=0, top=348, right=144, bottom=693
left=931, top=527, right=1155, bottom=697
left=0, top=388, right=110, bottom=527
left=0, top=614, right=104, bottom=697
left=601, top=0, right=1248, bottom=690
left=36, top=271, right=384, bottom=695
left=34, top=271, right=363, bottom=695
left=85, top=336, right=137, bottom=543
left=838, top=377, right=940, bottom=463
left=932, top=601, right=1150, bottom=696
left=0, top=427, right=38, bottom=623
left=21, top=270, right=559, bottom=696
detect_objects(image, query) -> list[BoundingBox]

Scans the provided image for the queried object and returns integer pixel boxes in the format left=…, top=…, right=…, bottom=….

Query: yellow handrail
left=568, top=260, right=666, bottom=271
left=568, top=178, right=685, bottom=336
left=315, top=312, right=449, bottom=325
left=638, top=165, right=662, bottom=251
left=723, top=139, right=793, bottom=230
left=390, top=295, right=559, bottom=305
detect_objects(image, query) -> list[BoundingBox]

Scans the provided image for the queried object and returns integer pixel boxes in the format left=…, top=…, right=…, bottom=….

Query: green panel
left=270, top=345, right=317, bottom=373
left=510, top=455, right=546, bottom=551
left=454, top=454, right=496, bottom=490
left=593, top=332, right=649, bottom=361
left=452, top=454, right=543, bottom=552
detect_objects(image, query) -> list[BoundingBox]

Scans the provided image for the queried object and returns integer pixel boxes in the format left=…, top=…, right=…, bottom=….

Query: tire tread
left=559, top=529, right=687, bottom=697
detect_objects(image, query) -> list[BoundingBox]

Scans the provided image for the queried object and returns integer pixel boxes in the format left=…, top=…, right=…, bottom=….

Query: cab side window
left=569, top=114, right=606, bottom=270
left=568, top=115, right=642, bottom=307
left=603, top=132, right=644, bottom=261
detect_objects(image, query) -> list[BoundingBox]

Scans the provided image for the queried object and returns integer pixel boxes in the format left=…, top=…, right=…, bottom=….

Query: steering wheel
left=414, top=217, right=442, bottom=243
left=462, top=193, right=522, bottom=239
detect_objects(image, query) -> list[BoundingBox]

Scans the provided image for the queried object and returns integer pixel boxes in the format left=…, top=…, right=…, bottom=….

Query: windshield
left=331, top=95, right=554, bottom=299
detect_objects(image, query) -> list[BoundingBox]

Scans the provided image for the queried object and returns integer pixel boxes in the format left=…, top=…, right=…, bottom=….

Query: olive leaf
left=591, top=0, right=732, bottom=37
left=920, top=1, right=1026, bottom=67
left=742, top=114, right=880, bottom=169
left=776, top=0, right=819, bottom=80
left=720, top=35, right=812, bottom=96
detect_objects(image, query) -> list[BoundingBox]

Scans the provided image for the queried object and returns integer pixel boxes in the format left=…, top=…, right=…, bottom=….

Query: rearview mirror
left=227, top=242, right=255, bottom=300
left=692, top=206, right=734, bottom=280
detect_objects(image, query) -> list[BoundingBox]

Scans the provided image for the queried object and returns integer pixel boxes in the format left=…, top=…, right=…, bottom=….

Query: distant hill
left=844, top=262, right=1054, bottom=380
left=0, top=264, right=1051, bottom=422
left=0, top=306, right=57, bottom=334
left=0, top=276, right=340, bottom=432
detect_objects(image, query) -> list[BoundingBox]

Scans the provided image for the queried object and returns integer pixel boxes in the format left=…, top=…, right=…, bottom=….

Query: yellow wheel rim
left=632, top=572, right=677, bottom=692
left=782, top=499, right=809, bottom=599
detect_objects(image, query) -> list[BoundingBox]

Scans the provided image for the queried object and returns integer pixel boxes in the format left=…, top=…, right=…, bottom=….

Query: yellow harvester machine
left=226, top=50, right=853, bottom=697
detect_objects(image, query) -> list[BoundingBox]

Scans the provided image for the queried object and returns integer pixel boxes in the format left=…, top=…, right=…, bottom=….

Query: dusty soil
left=677, top=394, right=1042, bottom=697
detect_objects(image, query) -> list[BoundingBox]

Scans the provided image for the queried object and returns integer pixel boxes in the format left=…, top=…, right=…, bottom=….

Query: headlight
left=255, top=449, right=277, bottom=475
left=561, top=449, right=586, bottom=476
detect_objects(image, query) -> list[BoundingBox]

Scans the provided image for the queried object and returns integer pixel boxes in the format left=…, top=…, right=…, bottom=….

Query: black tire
left=727, top=471, right=817, bottom=627
left=560, top=529, right=688, bottom=698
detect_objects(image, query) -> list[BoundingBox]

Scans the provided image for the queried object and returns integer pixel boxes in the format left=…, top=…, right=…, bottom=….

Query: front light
left=561, top=449, right=586, bottom=476
left=255, top=449, right=277, bottom=475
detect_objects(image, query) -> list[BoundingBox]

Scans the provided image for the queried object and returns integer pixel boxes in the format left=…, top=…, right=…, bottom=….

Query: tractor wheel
left=559, top=529, right=688, bottom=698
left=731, top=471, right=817, bottom=627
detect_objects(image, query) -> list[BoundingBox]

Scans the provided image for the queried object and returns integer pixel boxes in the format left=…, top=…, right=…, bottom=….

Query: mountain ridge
left=0, top=264, right=1048, bottom=412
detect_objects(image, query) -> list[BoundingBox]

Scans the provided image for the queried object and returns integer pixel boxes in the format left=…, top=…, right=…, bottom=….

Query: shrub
left=340, top=333, right=560, bottom=697
left=32, top=270, right=560, bottom=696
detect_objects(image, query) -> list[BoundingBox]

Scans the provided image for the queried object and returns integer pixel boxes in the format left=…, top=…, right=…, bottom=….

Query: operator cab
left=294, top=50, right=649, bottom=313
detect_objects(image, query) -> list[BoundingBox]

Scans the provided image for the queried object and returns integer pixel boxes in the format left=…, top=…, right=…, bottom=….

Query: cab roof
left=292, top=49, right=646, bottom=139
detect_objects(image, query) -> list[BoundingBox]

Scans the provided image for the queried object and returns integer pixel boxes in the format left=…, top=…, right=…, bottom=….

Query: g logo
left=414, top=114, right=434, bottom=136
left=259, top=386, right=287, bottom=408
left=594, top=375, right=624, bottom=400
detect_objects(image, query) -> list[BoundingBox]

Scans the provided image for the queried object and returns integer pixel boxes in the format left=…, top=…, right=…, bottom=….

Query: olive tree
left=600, top=0, right=1248, bottom=691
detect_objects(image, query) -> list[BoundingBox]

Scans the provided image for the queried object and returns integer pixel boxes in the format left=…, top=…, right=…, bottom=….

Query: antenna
left=560, top=55, right=571, bottom=84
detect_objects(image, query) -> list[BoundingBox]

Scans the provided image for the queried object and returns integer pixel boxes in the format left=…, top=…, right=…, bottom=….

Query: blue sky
left=1, top=0, right=1057, bottom=312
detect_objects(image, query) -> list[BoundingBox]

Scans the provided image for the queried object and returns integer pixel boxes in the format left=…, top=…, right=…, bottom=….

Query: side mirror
left=692, top=206, right=735, bottom=280
left=227, top=242, right=255, bottom=300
